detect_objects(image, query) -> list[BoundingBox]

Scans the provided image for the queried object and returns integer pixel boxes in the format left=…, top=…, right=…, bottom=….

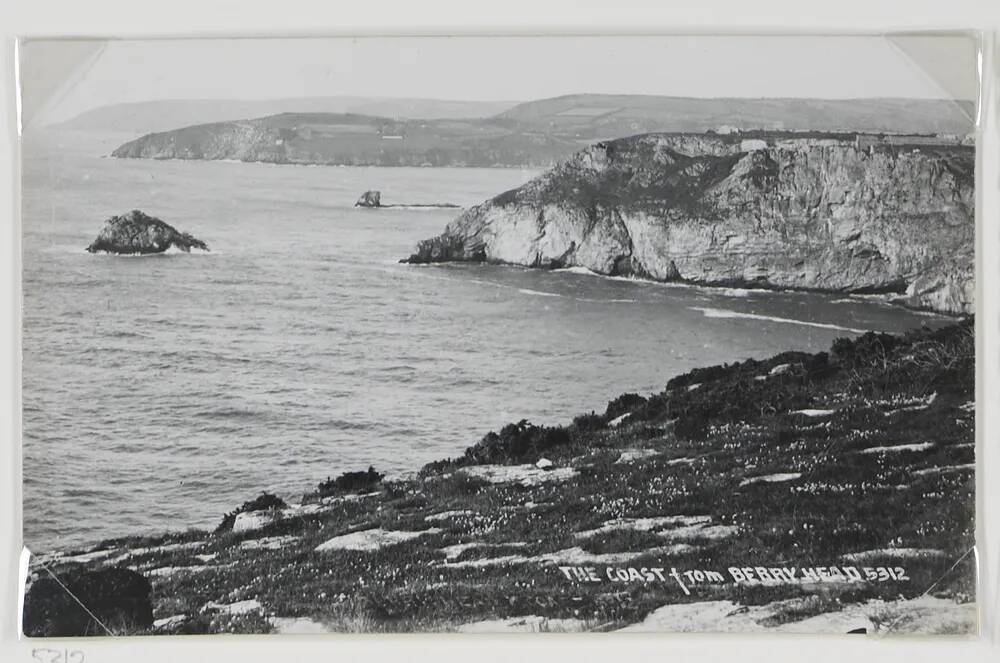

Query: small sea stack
left=86, top=210, right=209, bottom=255
left=355, top=190, right=382, bottom=208
left=354, top=190, right=459, bottom=210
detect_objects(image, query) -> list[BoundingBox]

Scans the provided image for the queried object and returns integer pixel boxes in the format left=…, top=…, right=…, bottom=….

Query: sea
left=20, top=129, right=951, bottom=551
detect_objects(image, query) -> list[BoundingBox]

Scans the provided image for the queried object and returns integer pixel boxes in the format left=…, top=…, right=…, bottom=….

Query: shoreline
left=403, top=260, right=966, bottom=320
left=23, top=319, right=976, bottom=636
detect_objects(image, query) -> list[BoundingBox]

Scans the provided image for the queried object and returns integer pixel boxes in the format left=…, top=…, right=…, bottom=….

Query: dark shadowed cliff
left=405, top=133, right=974, bottom=314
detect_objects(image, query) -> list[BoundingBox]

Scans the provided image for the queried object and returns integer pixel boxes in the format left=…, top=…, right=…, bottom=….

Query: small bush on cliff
left=216, top=492, right=287, bottom=533
left=604, top=393, right=646, bottom=420
left=571, top=411, right=606, bottom=432
left=462, top=419, right=571, bottom=465
left=316, top=466, right=385, bottom=498
left=830, top=331, right=899, bottom=370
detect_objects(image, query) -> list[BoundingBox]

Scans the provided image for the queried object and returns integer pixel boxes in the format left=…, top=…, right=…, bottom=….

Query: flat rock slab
left=316, top=491, right=382, bottom=507
left=840, top=548, right=947, bottom=563
left=913, top=464, right=975, bottom=476
left=425, top=510, right=475, bottom=522
left=739, top=472, right=802, bottom=487
left=233, top=510, right=283, bottom=533
left=201, top=599, right=262, bottom=616
left=315, top=528, right=442, bottom=553
left=271, top=616, right=332, bottom=634
left=619, top=599, right=870, bottom=634
left=619, top=600, right=752, bottom=633
left=441, top=554, right=532, bottom=569
left=458, top=615, right=590, bottom=633
left=859, top=442, right=934, bottom=454
left=615, top=449, right=661, bottom=464
left=153, top=615, right=188, bottom=631
left=536, top=544, right=695, bottom=566
left=618, top=596, right=973, bottom=634
left=145, top=565, right=211, bottom=578
left=440, top=542, right=528, bottom=560
left=458, top=464, right=578, bottom=486
left=240, top=535, right=300, bottom=551
left=102, top=540, right=207, bottom=566
left=575, top=515, right=712, bottom=539
left=46, top=548, right=123, bottom=565
left=791, top=409, right=837, bottom=417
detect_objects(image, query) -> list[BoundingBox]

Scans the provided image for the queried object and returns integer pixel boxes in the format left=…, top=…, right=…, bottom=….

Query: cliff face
left=112, top=121, right=290, bottom=163
left=109, top=113, right=581, bottom=168
left=406, top=134, right=975, bottom=314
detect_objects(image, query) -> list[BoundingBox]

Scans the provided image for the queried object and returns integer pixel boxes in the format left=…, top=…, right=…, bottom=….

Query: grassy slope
left=31, top=320, right=976, bottom=634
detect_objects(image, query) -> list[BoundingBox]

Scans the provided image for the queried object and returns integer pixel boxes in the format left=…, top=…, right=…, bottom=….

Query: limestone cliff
left=405, top=133, right=974, bottom=314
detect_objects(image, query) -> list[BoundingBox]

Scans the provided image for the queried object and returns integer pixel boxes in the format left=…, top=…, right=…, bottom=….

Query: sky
left=19, top=34, right=980, bottom=128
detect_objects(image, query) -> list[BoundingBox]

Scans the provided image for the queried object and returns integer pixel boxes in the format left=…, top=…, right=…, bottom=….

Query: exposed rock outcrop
left=356, top=190, right=382, bottom=207
left=404, top=133, right=974, bottom=314
left=22, top=567, right=153, bottom=636
left=86, top=210, right=209, bottom=255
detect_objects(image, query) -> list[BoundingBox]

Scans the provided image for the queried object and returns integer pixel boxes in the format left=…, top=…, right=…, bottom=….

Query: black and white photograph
left=16, top=33, right=979, bottom=636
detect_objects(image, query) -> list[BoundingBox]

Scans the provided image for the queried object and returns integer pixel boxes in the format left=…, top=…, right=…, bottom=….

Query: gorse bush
left=604, top=393, right=646, bottom=420
left=462, top=419, right=571, bottom=465
left=831, top=331, right=899, bottom=370
left=216, top=492, right=287, bottom=532
left=571, top=411, right=606, bottom=432
left=316, top=466, right=385, bottom=498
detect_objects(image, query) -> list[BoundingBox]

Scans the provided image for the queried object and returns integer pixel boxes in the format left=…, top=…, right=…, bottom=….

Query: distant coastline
left=106, top=94, right=975, bottom=169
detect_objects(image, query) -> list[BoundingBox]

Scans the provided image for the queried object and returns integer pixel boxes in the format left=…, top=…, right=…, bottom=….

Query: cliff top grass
left=28, top=320, right=976, bottom=635
left=489, top=132, right=974, bottom=217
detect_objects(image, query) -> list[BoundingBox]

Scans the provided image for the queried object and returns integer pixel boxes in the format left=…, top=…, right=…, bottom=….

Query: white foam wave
left=690, top=307, right=868, bottom=334
left=517, top=288, right=563, bottom=298
left=553, top=266, right=660, bottom=285
left=380, top=205, right=462, bottom=211
left=87, top=247, right=216, bottom=258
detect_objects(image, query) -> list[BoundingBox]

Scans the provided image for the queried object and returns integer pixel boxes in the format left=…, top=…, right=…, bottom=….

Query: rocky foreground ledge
left=24, top=321, right=976, bottom=636
left=404, top=132, right=974, bottom=315
left=86, top=210, right=209, bottom=255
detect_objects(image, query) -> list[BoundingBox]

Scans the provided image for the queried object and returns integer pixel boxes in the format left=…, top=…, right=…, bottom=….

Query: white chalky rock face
left=535, top=458, right=554, bottom=470
left=407, top=134, right=973, bottom=315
